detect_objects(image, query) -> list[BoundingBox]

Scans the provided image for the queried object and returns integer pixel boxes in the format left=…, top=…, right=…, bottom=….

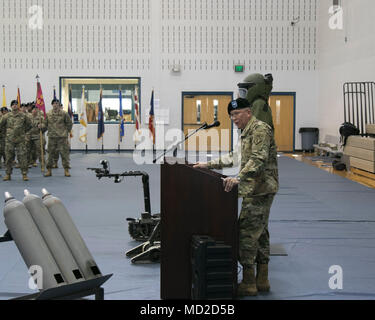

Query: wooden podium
left=160, top=158, right=238, bottom=299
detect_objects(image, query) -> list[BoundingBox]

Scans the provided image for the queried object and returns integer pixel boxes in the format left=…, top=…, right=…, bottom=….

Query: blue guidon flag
left=119, top=89, right=125, bottom=142
left=97, top=87, right=105, bottom=140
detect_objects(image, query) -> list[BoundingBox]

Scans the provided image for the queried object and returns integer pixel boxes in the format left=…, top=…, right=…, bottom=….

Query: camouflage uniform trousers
left=46, top=137, right=70, bottom=169
left=5, top=140, right=28, bottom=174
left=52, top=138, right=71, bottom=167
left=238, top=194, right=275, bottom=267
left=25, top=135, right=32, bottom=165
left=30, top=137, right=46, bottom=164
left=0, top=138, right=5, bottom=164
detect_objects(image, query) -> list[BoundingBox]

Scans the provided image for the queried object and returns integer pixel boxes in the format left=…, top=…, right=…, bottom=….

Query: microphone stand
left=153, top=122, right=208, bottom=164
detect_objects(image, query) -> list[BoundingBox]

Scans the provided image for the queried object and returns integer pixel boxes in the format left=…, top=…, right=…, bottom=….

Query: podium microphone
left=153, top=121, right=220, bottom=163
left=204, top=121, right=220, bottom=129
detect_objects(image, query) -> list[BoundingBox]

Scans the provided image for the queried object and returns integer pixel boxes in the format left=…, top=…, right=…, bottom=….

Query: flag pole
left=118, top=104, right=121, bottom=153
left=118, top=125, right=121, bottom=153
left=2, top=85, right=6, bottom=107
left=134, top=86, right=137, bottom=150
left=68, top=85, right=72, bottom=153
left=83, top=85, right=88, bottom=154
left=99, top=84, right=104, bottom=154
left=152, top=87, right=155, bottom=159
left=118, top=85, right=121, bottom=153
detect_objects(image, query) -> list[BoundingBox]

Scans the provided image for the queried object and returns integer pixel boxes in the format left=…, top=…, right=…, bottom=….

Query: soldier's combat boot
left=3, top=174, right=11, bottom=181
left=44, top=168, right=52, bottom=177
left=22, top=173, right=29, bottom=181
left=64, top=168, right=71, bottom=177
left=256, top=264, right=270, bottom=292
left=237, top=265, right=257, bottom=296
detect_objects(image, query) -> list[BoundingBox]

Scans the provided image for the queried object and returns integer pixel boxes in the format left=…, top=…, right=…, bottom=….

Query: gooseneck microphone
left=153, top=121, right=220, bottom=163
left=204, top=121, right=221, bottom=129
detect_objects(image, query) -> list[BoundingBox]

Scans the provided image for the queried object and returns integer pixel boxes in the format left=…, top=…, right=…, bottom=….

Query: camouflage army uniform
left=29, top=109, right=46, bottom=166
left=44, top=109, right=72, bottom=169
left=0, top=110, right=32, bottom=175
left=0, top=113, right=5, bottom=166
left=206, top=116, right=279, bottom=267
left=24, top=111, right=33, bottom=165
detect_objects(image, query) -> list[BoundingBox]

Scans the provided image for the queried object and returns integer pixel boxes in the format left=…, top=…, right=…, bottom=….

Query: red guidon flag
left=133, top=86, right=141, bottom=143
left=35, top=81, right=46, bottom=118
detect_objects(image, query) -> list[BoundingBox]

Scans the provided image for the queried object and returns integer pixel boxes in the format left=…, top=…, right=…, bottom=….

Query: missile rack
left=1, top=191, right=113, bottom=300
left=0, top=230, right=12, bottom=243
left=10, top=274, right=112, bottom=300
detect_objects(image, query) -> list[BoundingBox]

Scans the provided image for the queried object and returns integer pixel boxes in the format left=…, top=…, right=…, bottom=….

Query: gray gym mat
left=0, top=152, right=375, bottom=300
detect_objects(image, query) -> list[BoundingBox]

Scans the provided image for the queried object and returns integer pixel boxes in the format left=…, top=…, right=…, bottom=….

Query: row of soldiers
left=0, top=98, right=73, bottom=181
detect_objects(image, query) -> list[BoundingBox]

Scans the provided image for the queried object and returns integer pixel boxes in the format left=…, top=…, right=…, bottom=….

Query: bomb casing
left=41, top=189, right=102, bottom=279
left=3, top=192, right=67, bottom=290
left=22, top=190, right=84, bottom=284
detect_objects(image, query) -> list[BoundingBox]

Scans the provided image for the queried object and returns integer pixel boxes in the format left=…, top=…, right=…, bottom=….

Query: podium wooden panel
left=160, top=158, right=238, bottom=299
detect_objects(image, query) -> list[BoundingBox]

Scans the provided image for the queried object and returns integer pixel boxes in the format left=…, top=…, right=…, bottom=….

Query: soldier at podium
left=194, top=97, right=279, bottom=297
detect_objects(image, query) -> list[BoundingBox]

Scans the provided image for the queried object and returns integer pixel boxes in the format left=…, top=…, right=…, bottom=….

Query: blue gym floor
left=0, top=152, right=375, bottom=300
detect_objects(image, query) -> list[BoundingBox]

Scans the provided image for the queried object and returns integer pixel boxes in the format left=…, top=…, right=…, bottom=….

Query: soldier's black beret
left=227, top=98, right=251, bottom=114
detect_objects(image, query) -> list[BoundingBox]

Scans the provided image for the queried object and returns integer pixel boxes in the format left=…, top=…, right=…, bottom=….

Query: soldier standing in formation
left=0, top=107, right=8, bottom=168
left=27, top=102, right=33, bottom=114
left=194, top=97, right=279, bottom=297
left=0, top=100, right=32, bottom=181
left=29, top=104, right=46, bottom=168
left=52, top=102, right=66, bottom=168
left=21, top=103, right=33, bottom=168
left=44, top=98, right=73, bottom=177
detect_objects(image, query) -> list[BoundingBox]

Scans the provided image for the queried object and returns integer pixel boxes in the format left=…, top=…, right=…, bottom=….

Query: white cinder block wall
left=317, top=0, right=375, bottom=141
left=0, top=0, right=320, bottom=150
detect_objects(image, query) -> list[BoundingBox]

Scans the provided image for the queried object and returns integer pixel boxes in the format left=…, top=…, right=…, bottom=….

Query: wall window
left=213, top=99, right=219, bottom=121
left=196, top=100, right=201, bottom=123
left=60, top=77, right=140, bottom=123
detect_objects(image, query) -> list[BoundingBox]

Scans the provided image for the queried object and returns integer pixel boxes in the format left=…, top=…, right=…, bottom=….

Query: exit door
left=269, top=93, right=295, bottom=152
